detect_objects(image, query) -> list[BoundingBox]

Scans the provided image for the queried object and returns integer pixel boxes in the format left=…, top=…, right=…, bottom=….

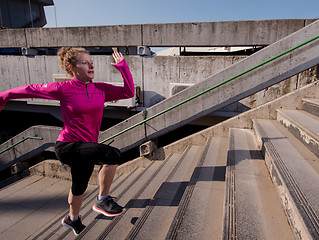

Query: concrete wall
left=140, top=56, right=247, bottom=106
left=0, top=54, right=245, bottom=108
left=1, top=19, right=318, bottom=112
left=0, top=54, right=316, bottom=111
left=142, top=19, right=317, bottom=47
left=0, top=55, right=143, bottom=100
left=0, top=19, right=317, bottom=48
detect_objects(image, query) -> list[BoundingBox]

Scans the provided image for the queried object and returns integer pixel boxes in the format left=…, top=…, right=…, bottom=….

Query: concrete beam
left=142, top=19, right=316, bottom=47
left=98, top=20, right=319, bottom=151
left=0, top=19, right=317, bottom=48
left=0, top=25, right=142, bottom=48
left=25, top=25, right=142, bottom=47
left=0, top=29, right=27, bottom=48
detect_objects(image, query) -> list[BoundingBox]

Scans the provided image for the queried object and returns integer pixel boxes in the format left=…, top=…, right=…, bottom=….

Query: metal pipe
left=28, top=0, right=34, bottom=28
left=0, top=136, right=43, bottom=154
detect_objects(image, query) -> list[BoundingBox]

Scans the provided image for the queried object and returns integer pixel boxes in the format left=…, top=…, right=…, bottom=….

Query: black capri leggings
left=55, top=141, right=122, bottom=196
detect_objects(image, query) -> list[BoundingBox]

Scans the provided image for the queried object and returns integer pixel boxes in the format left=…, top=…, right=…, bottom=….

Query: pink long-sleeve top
left=0, top=59, right=134, bottom=143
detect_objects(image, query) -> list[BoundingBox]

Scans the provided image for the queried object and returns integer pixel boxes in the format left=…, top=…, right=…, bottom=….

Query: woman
left=0, top=47, right=134, bottom=236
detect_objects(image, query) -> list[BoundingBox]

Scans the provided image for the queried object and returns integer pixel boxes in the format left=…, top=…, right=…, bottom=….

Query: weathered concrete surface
left=243, top=66, right=318, bottom=110
left=0, top=176, right=73, bottom=239
left=303, top=98, right=319, bottom=117
left=253, top=118, right=319, bottom=240
left=26, top=25, right=142, bottom=47
left=142, top=55, right=246, bottom=106
left=98, top=20, right=319, bottom=151
left=225, top=128, right=294, bottom=239
left=0, top=125, right=61, bottom=172
left=276, top=109, right=319, bottom=158
left=0, top=19, right=317, bottom=48
left=0, top=25, right=142, bottom=48
left=29, top=156, right=150, bottom=185
left=142, top=19, right=317, bottom=47
left=0, top=28, right=26, bottom=48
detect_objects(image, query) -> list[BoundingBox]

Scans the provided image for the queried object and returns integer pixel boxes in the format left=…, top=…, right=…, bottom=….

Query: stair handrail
left=100, top=34, right=319, bottom=144
left=0, top=136, right=43, bottom=154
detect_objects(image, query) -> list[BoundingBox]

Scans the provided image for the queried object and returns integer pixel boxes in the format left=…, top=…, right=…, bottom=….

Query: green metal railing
left=0, top=136, right=43, bottom=154
left=100, top=34, right=319, bottom=144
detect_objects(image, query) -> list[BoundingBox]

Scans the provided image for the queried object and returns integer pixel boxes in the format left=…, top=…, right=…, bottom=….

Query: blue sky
left=44, top=0, right=318, bottom=28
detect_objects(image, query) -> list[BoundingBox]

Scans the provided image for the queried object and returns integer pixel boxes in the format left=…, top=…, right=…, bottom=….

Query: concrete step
left=30, top=184, right=99, bottom=240
left=0, top=174, right=43, bottom=200
left=29, top=156, right=150, bottom=186
left=125, top=145, right=203, bottom=240
left=302, top=98, right=319, bottom=117
left=77, top=153, right=182, bottom=240
left=253, top=119, right=319, bottom=240
left=0, top=175, right=94, bottom=240
left=33, top=166, right=145, bottom=240
left=102, top=153, right=182, bottom=240
left=165, top=137, right=228, bottom=240
left=223, top=128, right=294, bottom=240
left=276, top=109, right=319, bottom=158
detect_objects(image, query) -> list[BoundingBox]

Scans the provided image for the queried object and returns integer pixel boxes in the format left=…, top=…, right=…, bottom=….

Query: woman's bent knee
left=71, top=183, right=88, bottom=196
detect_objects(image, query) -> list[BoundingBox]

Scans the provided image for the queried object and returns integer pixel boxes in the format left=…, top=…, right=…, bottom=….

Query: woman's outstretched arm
left=0, top=82, right=61, bottom=112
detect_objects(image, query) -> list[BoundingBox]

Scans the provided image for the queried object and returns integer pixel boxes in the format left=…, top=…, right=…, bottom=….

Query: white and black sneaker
left=92, top=196, right=125, bottom=217
left=61, top=215, right=86, bottom=236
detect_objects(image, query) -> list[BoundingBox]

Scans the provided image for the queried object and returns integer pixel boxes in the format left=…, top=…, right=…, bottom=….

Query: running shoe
left=92, top=196, right=125, bottom=217
left=61, top=215, right=86, bottom=236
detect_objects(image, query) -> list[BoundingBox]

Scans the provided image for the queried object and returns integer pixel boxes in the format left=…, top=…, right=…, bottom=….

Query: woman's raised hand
left=111, top=52, right=124, bottom=65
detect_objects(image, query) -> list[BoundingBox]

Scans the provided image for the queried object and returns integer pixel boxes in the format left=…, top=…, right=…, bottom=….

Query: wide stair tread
left=126, top=145, right=204, bottom=240
left=166, top=137, right=228, bottom=240
left=31, top=166, right=145, bottom=239
left=99, top=153, right=182, bottom=240
left=84, top=153, right=183, bottom=240
left=253, top=118, right=319, bottom=239
left=224, top=128, right=294, bottom=240
left=0, top=175, right=80, bottom=240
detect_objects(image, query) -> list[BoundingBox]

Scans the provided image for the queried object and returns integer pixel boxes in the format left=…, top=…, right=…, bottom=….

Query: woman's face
left=71, top=53, right=94, bottom=83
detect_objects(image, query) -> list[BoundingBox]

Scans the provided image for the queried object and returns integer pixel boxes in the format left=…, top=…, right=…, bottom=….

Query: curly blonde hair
left=57, top=47, right=89, bottom=77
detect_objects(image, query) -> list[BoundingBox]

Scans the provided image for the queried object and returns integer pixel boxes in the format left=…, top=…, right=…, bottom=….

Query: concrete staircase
left=1, top=20, right=318, bottom=170
left=1, top=19, right=319, bottom=240
left=1, top=86, right=319, bottom=239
